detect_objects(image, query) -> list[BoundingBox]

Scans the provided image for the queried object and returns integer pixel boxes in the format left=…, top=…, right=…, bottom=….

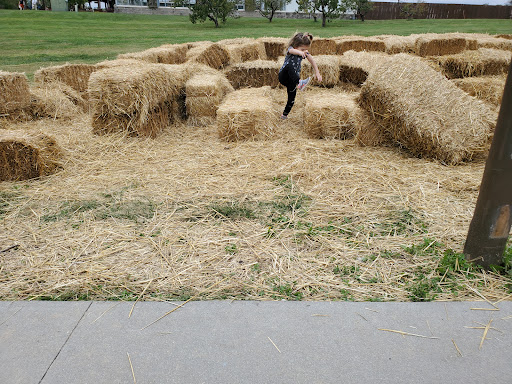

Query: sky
left=373, top=0, right=510, bottom=5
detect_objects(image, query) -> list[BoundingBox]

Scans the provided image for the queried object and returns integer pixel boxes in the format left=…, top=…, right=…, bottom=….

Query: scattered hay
left=0, top=71, right=31, bottom=115
left=434, top=48, right=511, bottom=78
left=303, top=91, right=359, bottom=139
left=452, top=75, right=506, bottom=107
left=415, top=34, right=468, bottom=57
left=218, top=38, right=267, bottom=64
left=34, top=63, right=97, bottom=94
left=89, top=64, right=188, bottom=137
left=335, top=36, right=386, bottom=54
left=257, top=37, right=288, bottom=61
left=358, top=54, right=497, bottom=164
left=117, top=44, right=188, bottom=64
left=0, top=130, right=62, bottom=181
left=310, top=38, right=337, bottom=56
left=30, top=83, right=83, bottom=119
left=185, top=72, right=234, bottom=126
left=339, top=50, right=390, bottom=86
left=186, top=43, right=230, bottom=70
left=217, top=87, right=276, bottom=141
left=224, top=60, right=281, bottom=89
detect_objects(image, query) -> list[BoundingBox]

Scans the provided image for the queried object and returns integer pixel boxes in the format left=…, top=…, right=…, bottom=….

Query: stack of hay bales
left=414, top=34, right=470, bottom=57
left=303, top=92, right=360, bottom=139
left=88, top=64, right=188, bottom=138
left=339, top=50, right=390, bottom=86
left=335, top=36, right=386, bottom=54
left=218, top=38, right=267, bottom=64
left=0, top=71, right=31, bottom=118
left=434, top=48, right=511, bottom=78
left=225, top=60, right=281, bottom=89
left=358, top=54, right=497, bottom=164
left=476, top=36, right=512, bottom=51
left=0, top=130, right=63, bottom=181
left=301, top=55, right=342, bottom=87
left=378, top=34, right=418, bottom=54
left=186, top=42, right=230, bottom=70
left=310, top=38, right=337, bottom=55
left=95, top=58, right=145, bottom=70
left=34, top=63, right=97, bottom=95
left=185, top=72, right=234, bottom=126
left=452, top=75, right=506, bottom=107
left=217, top=87, right=276, bottom=141
left=117, top=44, right=188, bottom=64
left=257, top=37, right=288, bottom=61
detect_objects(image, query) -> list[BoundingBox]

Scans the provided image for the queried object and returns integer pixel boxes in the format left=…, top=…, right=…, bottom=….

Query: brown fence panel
left=366, top=2, right=512, bottom=20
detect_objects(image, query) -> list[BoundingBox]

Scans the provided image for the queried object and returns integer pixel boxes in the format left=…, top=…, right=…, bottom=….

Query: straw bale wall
left=339, top=51, right=390, bottom=86
left=310, top=38, right=337, bottom=56
left=257, top=37, right=288, bottom=61
left=224, top=60, right=281, bottom=89
left=302, top=55, right=342, bottom=87
left=30, top=83, right=83, bottom=119
left=0, top=71, right=31, bottom=115
left=117, top=44, right=188, bottom=64
left=452, top=75, right=506, bottom=107
left=219, top=39, right=267, bottom=64
left=335, top=36, right=387, bottom=54
left=34, top=63, right=97, bottom=94
left=358, top=54, right=497, bottom=164
left=476, top=37, right=512, bottom=51
left=379, top=34, right=417, bottom=54
left=0, top=130, right=62, bottom=181
left=414, top=35, right=468, bottom=57
left=217, top=87, right=276, bottom=141
left=434, top=48, right=511, bottom=78
left=88, top=64, right=188, bottom=137
left=303, top=92, right=359, bottom=139
left=186, top=43, right=230, bottom=70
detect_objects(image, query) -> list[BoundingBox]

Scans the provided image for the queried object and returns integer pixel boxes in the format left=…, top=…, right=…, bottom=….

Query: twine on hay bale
left=434, top=48, right=511, bottom=78
left=218, top=38, right=267, bottom=64
left=186, top=42, right=230, bottom=70
left=88, top=64, right=188, bottom=138
left=334, top=36, right=386, bottom=54
left=186, top=72, right=234, bottom=126
left=0, top=130, right=63, bottom=181
left=452, top=75, right=506, bottom=107
left=117, top=44, right=188, bottom=64
left=217, top=87, right=277, bottom=141
left=414, top=34, right=469, bottom=57
left=34, top=63, right=97, bottom=95
left=303, top=92, right=360, bottom=139
left=310, top=38, right=337, bottom=56
left=257, top=37, right=288, bottom=61
left=339, top=50, right=390, bottom=86
left=0, top=71, right=31, bottom=116
left=224, top=60, right=281, bottom=89
left=358, top=54, right=497, bottom=164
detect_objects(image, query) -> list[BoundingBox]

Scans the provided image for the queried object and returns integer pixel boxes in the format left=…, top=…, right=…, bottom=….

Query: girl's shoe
left=280, top=114, right=288, bottom=120
left=297, top=77, right=311, bottom=91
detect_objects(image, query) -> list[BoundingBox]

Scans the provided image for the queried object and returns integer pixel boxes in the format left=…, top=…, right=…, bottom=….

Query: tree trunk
left=322, top=13, right=326, bottom=27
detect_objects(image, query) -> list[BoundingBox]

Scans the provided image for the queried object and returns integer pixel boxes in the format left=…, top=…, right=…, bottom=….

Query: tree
left=346, top=0, right=372, bottom=22
left=297, top=0, right=318, bottom=22
left=256, top=0, right=292, bottom=22
left=189, top=0, right=236, bottom=28
left=398, top=0, right=426, bottom=20
left=314, top=0, right=346, bottom=27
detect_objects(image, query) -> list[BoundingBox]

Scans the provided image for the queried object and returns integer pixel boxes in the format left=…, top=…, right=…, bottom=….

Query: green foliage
left=314, top=0, right=347, bottom=27
left=270, top=279, right=303, bottom=300
left=210, top=201, right=256, bottom=220
left=189, top=0, right=236, bottom=27
left=398, top=0, right=426, bottom=20
left=345, top=0, right=373, bottom=22
left=255, top=0, right=291, bottom=22
left=0, top=0, right=17, bottom=9
left=225, top=243, right=238, bottom=254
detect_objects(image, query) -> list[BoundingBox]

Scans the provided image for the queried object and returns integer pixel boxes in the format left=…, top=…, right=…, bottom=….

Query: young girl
left=278, top=32, right=322, bottom=120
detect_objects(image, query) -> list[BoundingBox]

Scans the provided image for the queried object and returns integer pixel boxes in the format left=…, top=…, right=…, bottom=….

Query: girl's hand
left=316, top=72, right=322, bottom=82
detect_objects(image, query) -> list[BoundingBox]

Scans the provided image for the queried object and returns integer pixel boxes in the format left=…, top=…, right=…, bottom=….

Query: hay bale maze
left=1, top=33, right=511, bottom=304
left=0, top=130, right=62, bottom=181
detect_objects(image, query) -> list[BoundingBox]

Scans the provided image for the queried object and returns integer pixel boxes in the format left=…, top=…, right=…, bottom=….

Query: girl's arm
left=288, top=47, right=307, bottom=58
left=306, top=53, right=322, bottom=82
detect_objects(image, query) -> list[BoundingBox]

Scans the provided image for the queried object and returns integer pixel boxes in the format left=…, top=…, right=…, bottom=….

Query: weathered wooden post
left=463, top=61, right=512, bottom=269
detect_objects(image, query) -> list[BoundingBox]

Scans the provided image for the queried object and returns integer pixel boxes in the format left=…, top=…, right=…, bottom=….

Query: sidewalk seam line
left=38, top=301, right=93, bottom=384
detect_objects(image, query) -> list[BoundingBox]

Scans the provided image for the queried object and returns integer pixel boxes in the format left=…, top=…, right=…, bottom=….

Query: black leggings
left=279, top=66, right=300, bottom=116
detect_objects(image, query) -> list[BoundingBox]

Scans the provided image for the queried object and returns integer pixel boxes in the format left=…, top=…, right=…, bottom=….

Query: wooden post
left=463, top=61, right=512, bottom=269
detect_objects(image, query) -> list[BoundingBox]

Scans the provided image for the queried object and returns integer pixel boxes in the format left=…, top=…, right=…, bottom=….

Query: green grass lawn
left=1, top=9, right=511, bottom=78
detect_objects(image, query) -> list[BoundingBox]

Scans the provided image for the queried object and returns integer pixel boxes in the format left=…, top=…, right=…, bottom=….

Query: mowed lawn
left=0, top=9, right=511, bottom=78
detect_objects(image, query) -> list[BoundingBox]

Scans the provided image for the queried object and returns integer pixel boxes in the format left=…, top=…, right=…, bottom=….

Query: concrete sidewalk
left=1, top=300, right=511, bottom=384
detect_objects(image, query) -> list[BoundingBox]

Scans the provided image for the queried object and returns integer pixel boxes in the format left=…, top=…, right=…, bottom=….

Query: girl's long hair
left=286, top=32, right=313, bottom=52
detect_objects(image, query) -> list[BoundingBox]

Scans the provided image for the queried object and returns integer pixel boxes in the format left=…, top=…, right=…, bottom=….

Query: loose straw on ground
left=378, top=328, right=439, bottom=339
left=452, top=339, right=463, bottom=357
left=268, top=336, right=282, bottom=353
left=479, top=319, right=493, bottom=350
left=129, top=279, right=153, bottom=318
left=127, top=352, right=136, bottom=384
left=91, top=302, right=120, bottom=324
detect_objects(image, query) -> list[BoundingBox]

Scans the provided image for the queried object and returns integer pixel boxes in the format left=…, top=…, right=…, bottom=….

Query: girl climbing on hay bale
left=278, top=32, right=322, bottom=120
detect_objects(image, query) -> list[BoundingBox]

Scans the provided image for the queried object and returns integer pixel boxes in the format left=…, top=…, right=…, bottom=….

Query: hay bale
left=0, top=130, right=63, bottom=181
left=303, top=92, right=360, bottom=139
left=218, top=38, right=267, bottom=64
left=302, top=55, right=342, bottom=87
left=117, top=44, right=188, bottom=64
left=496, top=34, right=512, bottom=40
left=378, top=34, right=419, bottom=54
left=185, top=72, right=234, bottom=126
left=452, top=75, right=506, bottom=107
left=95, top=59, right=147, bottom=70
left=0, top=71, right=31, bottom=115
left=339, top=50, right=390, bottom=86
left=476, top=36, right=512, bottom=51
left=434, top=48, right=511, bottom=78
left=34, top=63, right=97, bottom=94
left=310, top=38, right=337, bottom=55
left=414, top=35, right=468, bottom=57
left=88, top=64, right=188, bottom=137
left=335, top=36, right=386, bottom=54
left=217, top=87, right=276, bottom=141
left=186, top=43, right=230, bottom=70
left=30, top=83, right=83, bottom=119
left=224, top=60, right=281, bottom=89
left=257, top=37, right=288, bottom=61
left=358, top=54, right=497, bottom=164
